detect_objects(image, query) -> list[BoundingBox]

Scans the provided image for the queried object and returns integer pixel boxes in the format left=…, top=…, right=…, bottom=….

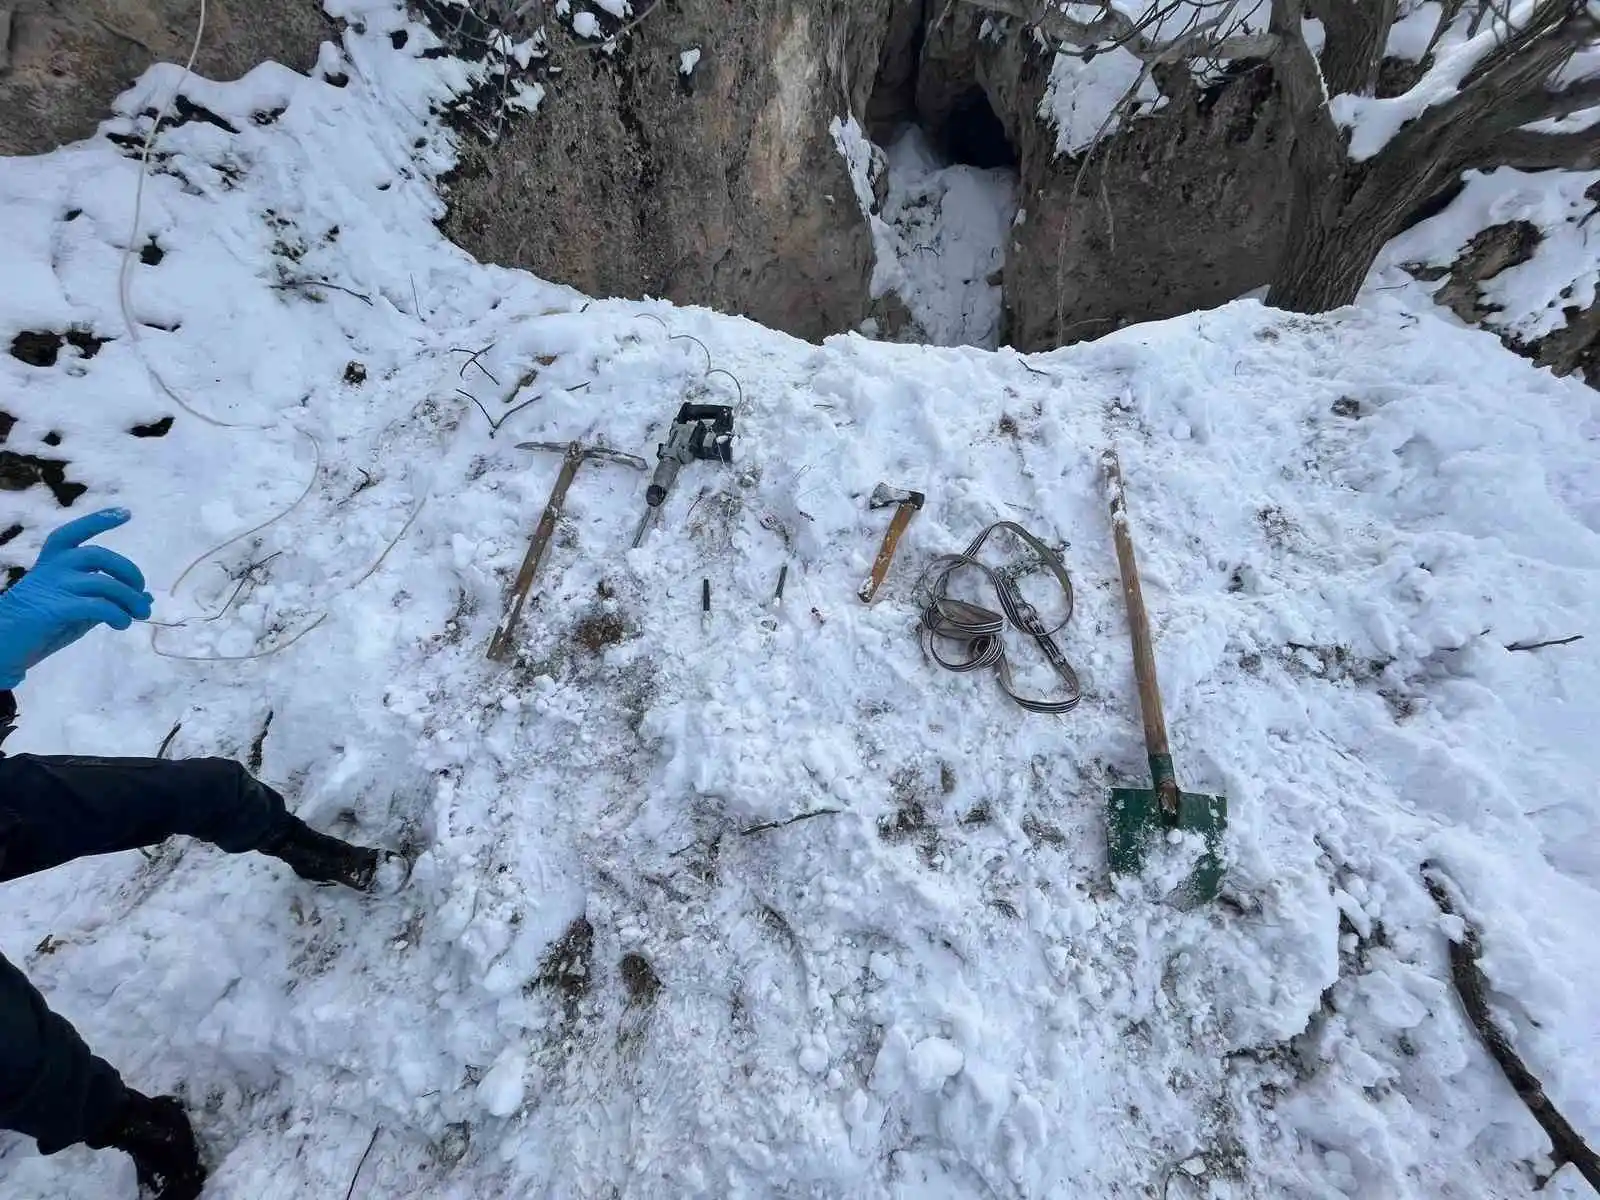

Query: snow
left=1332, top=3, right=1572, bottom=160
left=852, top=127, right=1017, bottom=349
left=1377, top=166, right=1600, bottom=343
left=570, top=11, right=602, bottom=40
left=678, top=47, right=702, bottom=76
left=1385, top=1, right=1442, bottom=62
left=1040, top=45, right=1164, bottom=156
left=475, top=1048, right=528, bottom=1118
left=1, top=4, right=1599, bottom=1199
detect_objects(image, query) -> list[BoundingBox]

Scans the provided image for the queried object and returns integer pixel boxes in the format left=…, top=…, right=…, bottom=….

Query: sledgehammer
left=859, top=482, right=925, bottom=603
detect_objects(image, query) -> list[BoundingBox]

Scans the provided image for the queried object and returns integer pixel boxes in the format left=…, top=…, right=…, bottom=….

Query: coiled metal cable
left=914, top=521, right=1082, bottom=715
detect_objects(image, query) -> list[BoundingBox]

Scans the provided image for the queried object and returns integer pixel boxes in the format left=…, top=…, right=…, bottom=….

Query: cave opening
left=942, top=87, right=1017, bottom=171
left=858, top=5, right=1021, bottom=348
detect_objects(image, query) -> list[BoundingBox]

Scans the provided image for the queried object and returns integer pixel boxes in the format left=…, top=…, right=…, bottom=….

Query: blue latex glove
left=0, top=508, right=154, bottom=689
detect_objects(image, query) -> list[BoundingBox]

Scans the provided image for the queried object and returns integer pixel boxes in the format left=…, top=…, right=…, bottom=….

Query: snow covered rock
left=0, top=0, right=338, bottom=157
left=1382, top=167, right=1600, bottom=386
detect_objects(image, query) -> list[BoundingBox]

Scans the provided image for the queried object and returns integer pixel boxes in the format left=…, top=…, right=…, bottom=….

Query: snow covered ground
left=1, top=3, right=1598, bottom=1197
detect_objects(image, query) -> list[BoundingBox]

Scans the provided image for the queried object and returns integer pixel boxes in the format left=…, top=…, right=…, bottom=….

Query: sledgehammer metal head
left=859, top=482, right=925, bottom=603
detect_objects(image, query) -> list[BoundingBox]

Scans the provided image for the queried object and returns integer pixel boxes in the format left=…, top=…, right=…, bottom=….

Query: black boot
left=89, top=1090, right=206, bottom=1200
left=261, top=817, right=404, bottom=894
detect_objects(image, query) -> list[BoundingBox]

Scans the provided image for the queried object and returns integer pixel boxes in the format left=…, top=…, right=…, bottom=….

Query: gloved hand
left=0, top=508, right=153, bottom=689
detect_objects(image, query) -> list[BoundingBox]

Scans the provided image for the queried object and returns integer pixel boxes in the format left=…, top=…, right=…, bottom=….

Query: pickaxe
left=487, top=440, right=648, bottom=661
left=858, top=482, right=925, bottom=604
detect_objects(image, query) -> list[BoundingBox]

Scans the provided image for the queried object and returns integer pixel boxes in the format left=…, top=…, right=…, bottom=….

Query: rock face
left=1, top=0, right=1589, bottom=378
left=436, top=0, right=900, bottom=343
left=1417, top=219, right=1599, bottom=386
left=0, top=0, right=335, bottom=157
left=892, top=4, right=1294, bottom=351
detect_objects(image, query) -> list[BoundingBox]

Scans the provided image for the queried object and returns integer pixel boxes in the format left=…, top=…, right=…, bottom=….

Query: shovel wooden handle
left=1104, top=450, right=1179, bottom=811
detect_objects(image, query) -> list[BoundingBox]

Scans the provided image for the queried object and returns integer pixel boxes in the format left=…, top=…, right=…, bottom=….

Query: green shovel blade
left=1108, top=785, right=1228, bottom=904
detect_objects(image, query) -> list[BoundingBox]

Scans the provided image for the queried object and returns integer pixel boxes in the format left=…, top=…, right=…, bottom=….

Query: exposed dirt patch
left=619, top=952, right=662, bottom=1006
left=536, top=915, right=595, bottom=1020
left=10, top=329, right=109, bottom=368
left=1021, top=812, right=1068, bottom=848
left=0, top=452, right=87, bottom=506
left=247, top=710, right=274, bottom=774
left=573, top=611, right=628, bottom=653
left=130, top=416, right=175, bottom=438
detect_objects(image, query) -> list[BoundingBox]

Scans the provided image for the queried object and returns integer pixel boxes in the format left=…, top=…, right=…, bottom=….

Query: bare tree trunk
left=1267, top=161, right=1395, bottom=312
left=1267, top=217, right=1386, bottom=311
left=1268, top=154, right=1454, bottom=312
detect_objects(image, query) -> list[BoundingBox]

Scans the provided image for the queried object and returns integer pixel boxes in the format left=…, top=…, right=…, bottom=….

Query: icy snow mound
left=1, top=3, right=1599, bottom=1197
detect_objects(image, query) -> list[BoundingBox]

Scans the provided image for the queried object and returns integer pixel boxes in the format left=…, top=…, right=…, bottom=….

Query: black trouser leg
left=0, top=952, right=126, bottom=1155
left=0, top=755, right=291, bottom=1154
left=0, top=755, right=291, bottom=877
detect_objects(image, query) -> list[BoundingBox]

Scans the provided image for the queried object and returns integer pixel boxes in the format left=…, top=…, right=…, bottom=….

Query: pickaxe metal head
left=516, top=441, right=648, bottom=472
left=870, top=482, right=925, bottom=511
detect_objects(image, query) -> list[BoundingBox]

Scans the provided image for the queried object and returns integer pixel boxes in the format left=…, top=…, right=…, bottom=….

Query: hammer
left=487, top=440, right=648, bottom=662
left=859, top=482, right=925, bottom=604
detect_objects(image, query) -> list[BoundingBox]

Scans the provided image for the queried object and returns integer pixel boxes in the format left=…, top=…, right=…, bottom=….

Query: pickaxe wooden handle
left=488, top=441, right=646, bottom=662
left=859, top=501, right=921, bottom=604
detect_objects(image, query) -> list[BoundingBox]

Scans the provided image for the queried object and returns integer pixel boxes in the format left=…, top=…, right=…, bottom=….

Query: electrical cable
left=115, top=0, right=428, bottom=661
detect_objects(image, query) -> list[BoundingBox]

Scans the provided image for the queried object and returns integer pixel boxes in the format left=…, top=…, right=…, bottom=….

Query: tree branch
left=1424, top=867, right=1600, bottom=1193
left=1484, top=127, right=1600, bottom=169
left=1377, top=5, right=1598, bottom=174
left=1498, top=75, right=1600, bottom=127
left=954, top=0, right=1278, bottom=62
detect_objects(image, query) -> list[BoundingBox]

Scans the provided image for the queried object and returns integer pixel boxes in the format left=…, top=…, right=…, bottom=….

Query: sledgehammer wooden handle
left=859, top=503, right=918, bottom=603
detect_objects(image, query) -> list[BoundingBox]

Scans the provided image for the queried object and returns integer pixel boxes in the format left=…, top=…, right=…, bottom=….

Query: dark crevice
left=139, top=94, right=241, bottom=135
left=943, top=87, right=1017, bottom=169
left=867, top=0, right=930, bottom=141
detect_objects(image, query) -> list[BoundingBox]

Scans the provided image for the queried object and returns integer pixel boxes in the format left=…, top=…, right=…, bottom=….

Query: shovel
left=1103, top=450, right=1226, bottom=903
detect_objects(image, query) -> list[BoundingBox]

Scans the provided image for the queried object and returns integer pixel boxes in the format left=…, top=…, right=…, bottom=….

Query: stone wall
left=436, top=0, right=903, bottom=343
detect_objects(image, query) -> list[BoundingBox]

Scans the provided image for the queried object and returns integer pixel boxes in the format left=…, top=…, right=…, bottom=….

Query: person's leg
left=0, top=950, right=126, bottom=1154
left=0, top=755, right=290, bottom=880
left=0, top=753, right=399, bottom=892
left=0, top=950, right=206, bottom=1195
